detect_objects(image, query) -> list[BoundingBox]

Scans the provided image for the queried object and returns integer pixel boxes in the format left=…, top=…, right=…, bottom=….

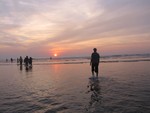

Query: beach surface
left=0, top=59, right=150, bottom=113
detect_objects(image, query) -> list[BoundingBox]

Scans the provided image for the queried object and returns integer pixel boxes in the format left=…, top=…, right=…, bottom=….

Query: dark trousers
left=92, top=63, right=99, bottom=73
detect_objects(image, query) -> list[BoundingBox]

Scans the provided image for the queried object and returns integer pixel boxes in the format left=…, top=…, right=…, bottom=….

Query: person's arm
left=98, top=54, right=100, bottom=63
left=90, top=54, right=93, bottom=65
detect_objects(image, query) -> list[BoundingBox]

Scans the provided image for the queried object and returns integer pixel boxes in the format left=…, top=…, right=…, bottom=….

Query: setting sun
left=54, top=53, right=57, bottom=57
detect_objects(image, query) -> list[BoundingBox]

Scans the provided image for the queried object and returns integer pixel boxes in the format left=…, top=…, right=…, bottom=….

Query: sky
left=0, top=0, right=150, bottom=58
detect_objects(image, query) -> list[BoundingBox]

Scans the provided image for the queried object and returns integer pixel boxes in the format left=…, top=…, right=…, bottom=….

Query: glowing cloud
left=0, top=0, right=150, bottom=58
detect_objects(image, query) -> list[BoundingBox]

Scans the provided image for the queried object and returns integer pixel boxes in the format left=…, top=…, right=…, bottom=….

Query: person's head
left=93, top=48, right=97, bottom=52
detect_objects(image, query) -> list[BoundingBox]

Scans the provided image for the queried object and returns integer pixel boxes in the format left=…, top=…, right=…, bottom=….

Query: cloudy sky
left=0, top=0, right=150, bottom=58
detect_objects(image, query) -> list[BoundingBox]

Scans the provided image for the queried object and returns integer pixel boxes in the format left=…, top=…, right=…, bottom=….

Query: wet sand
left=0, top=61, right=150, bottom=113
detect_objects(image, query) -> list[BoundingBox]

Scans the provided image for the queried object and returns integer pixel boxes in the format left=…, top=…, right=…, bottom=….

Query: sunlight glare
left=54, top=53, right=57, bottom=57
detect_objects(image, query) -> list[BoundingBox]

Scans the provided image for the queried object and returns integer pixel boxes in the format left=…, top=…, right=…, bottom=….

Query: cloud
left=0, top=0, right=150, bottom=57
left=39, top=0, right=150, bottom=42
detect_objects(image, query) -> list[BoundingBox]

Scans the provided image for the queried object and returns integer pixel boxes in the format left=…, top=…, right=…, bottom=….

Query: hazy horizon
left=0, top=0, right=150, bottom=58
left=0, top=53, right=150, bottom=60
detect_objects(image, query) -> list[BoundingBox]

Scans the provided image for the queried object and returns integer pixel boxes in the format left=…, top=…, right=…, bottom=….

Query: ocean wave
left=0, top=54, right=150, bottom=65
left=0, top=59, right=150, bottom=66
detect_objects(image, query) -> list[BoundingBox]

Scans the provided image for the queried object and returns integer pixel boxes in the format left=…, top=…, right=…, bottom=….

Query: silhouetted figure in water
left=24, top=56, right=29, bottom=69
left=11, top=58, right=13, bottom=63
left=20, top=56, right=23, bottom=65
left=90, top=48, right=100, bottom=77
left=29, top=57, right=32, bottom=67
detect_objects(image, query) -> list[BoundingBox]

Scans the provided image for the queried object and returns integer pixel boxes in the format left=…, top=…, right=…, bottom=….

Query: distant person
left=6, top=59, right=8, bottom=62
left=10, top=58, right=13, bottom=63
left=90, top=48, right=100, bottom=77
left=29, top=57, right=32, bottom=67
left=24, top=56, right=29, bottom=67
left=20, top=56, right=23, bottom=65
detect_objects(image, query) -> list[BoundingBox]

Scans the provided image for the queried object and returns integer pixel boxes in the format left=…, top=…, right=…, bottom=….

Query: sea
left=0, top=54, right=150, bottom=113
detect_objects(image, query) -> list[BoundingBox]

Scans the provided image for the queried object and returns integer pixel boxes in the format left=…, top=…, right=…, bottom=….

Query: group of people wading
left=18, top=56, right=32, bottom=69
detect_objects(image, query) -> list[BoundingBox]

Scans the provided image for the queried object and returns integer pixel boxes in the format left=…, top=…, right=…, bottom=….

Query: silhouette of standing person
left=11, top=58, right=13, bottom=63
left=90, top=48, right=100, bottom=77
left=20, top=56, right=23, bottom=65
left=29, top=57, right=32, bottom=67
left=24, top=56, right=29, bottom=67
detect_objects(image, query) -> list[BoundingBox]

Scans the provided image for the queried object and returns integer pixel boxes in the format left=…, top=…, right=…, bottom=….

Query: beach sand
left=0, top=61, right=150, bottom=113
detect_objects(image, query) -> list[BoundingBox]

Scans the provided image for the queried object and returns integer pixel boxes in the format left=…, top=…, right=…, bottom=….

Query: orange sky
left=0, top=0, right=150, bottom=58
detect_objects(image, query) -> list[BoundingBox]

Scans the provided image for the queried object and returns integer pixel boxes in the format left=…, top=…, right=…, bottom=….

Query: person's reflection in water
left=86, top=78, right=102, bottom=112
left=25, top=65, right=32, bottom=72
left=20, top=65, right=23, bottom=71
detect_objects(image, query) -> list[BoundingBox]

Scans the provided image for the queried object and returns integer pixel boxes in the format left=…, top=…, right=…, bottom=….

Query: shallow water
left=0, top=62, right=150, bottom=113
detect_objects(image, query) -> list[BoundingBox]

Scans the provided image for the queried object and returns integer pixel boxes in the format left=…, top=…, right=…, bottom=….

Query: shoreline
left=0, top=58, right=150, bottom=66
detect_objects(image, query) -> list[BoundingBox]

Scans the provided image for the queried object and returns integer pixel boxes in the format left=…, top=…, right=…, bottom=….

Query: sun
left=54, top=53, right=57, bottom=57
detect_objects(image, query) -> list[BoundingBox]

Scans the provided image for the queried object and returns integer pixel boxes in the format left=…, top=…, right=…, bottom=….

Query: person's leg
left=92, top=63, right=94, bottom=76
left=95, top=63, right=99, bottom=77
